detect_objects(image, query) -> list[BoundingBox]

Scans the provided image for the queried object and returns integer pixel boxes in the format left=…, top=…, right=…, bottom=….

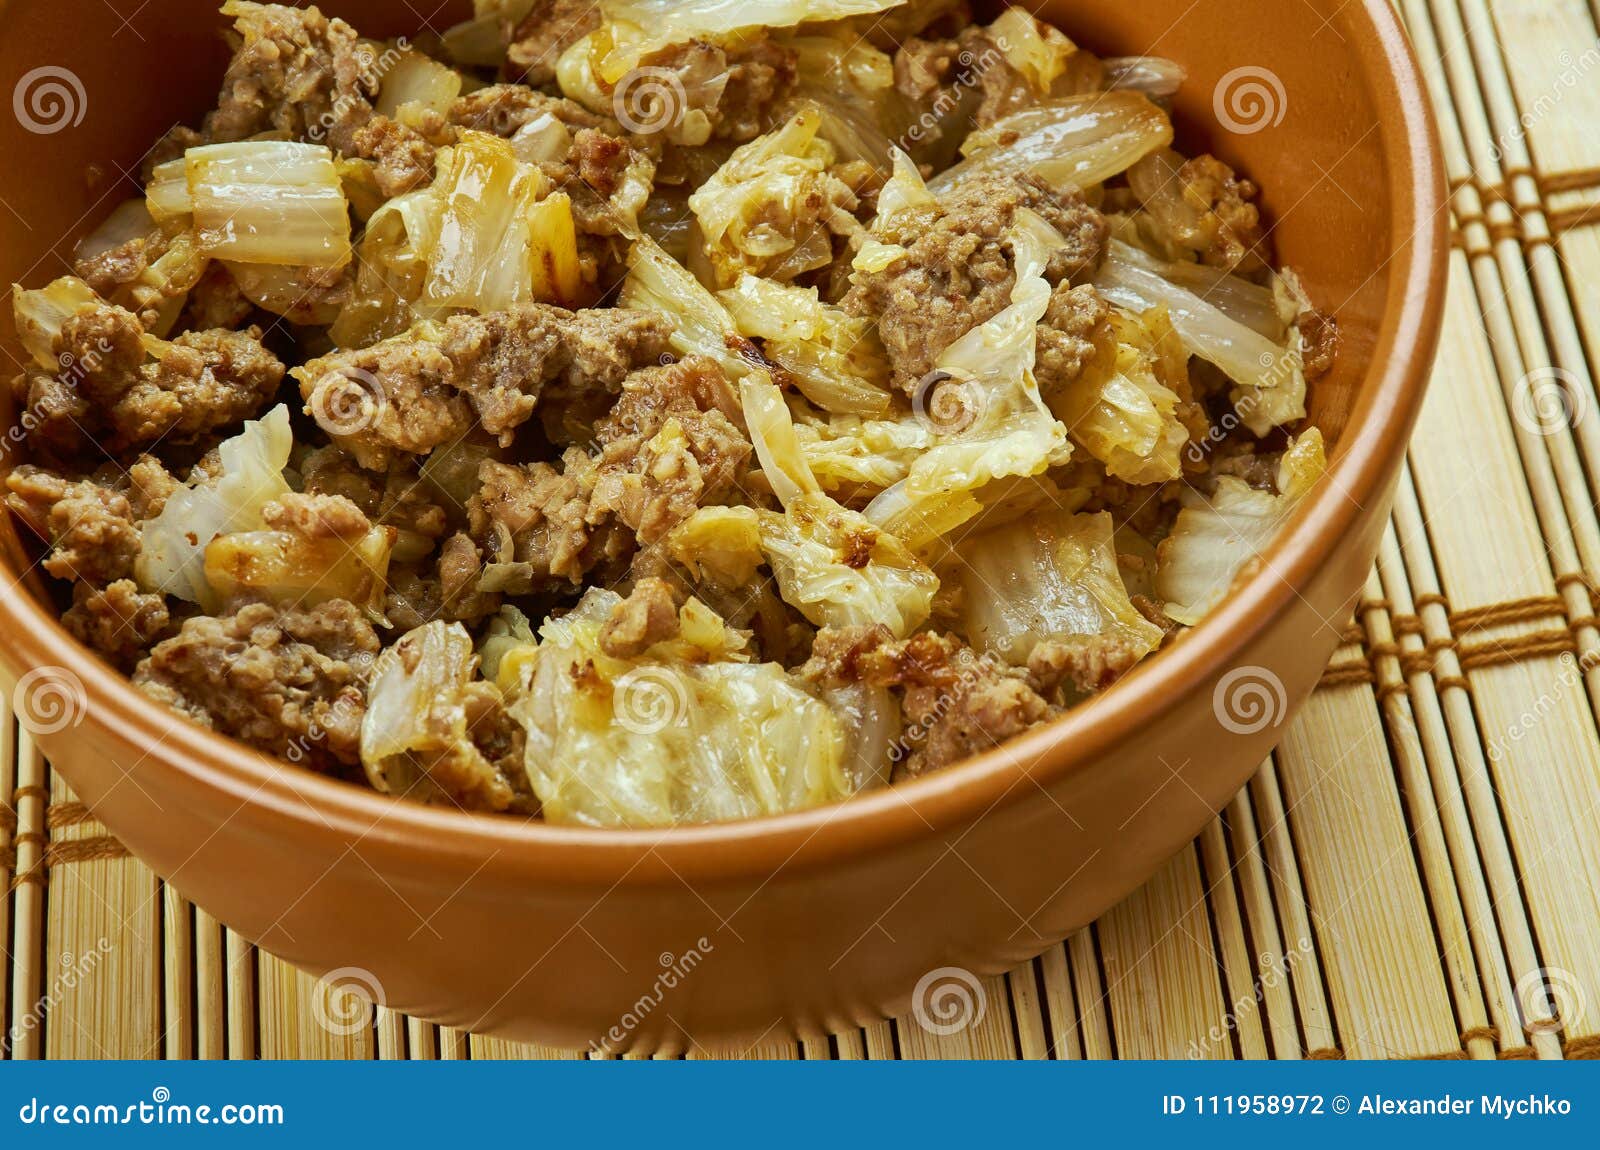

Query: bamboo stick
left=8, top=733, right=45, bottom=1060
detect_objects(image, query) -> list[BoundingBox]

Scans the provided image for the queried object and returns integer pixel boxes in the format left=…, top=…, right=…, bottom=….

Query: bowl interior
left=0, top=0, right=1431, bottom=857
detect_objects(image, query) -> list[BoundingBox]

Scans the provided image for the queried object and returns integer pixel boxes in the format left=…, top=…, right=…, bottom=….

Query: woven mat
left=7, top=0, right=1600, bottom=1061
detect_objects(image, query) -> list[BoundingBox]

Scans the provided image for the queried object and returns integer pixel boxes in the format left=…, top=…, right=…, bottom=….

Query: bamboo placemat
left=5, top=0, right=1600, bottom=1061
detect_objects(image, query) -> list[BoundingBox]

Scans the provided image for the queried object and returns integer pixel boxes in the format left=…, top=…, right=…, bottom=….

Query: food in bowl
left=5, top=0, right=1334, bottom=828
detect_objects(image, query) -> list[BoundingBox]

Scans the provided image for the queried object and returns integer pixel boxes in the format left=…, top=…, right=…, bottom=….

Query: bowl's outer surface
left=0, top=0, right=1445, bottom=1048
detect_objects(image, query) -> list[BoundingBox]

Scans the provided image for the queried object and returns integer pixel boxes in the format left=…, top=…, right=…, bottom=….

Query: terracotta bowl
left=0, top=0, right=1445, bottom=1050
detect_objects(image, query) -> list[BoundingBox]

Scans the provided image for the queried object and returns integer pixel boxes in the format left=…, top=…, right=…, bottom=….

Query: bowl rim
left=2, top=0, right=1449, bottom=885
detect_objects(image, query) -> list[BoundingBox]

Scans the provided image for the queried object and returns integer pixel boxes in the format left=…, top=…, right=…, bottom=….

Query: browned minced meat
left=386, top=534, right=503, bottom=633
left=12, top=300, right=284, bottom=458
left=845, top=172, right=1109, bottom=392
left=448, top=85, right=615, bottom=138
left=133, top=599, right=382, bottom=771
left=262, top=491, right=374, bottom=540
left=1298, top=309, right=1339, bottom=381
left=351, top=114, right=439, bottom=199
left=505, top=0, right=602, bottom=88
left=1133, top=154, right=1269, bottom=275
left=1026, top=635, right=1149, bottom=698
left=598, top=577, right=681, bottom=658
left=5, top=467, right=144, bottom=585
left=639, top=37, right=798, bottom=144
left=63, top=580, right=173, bottom=671
left=894, top=37, right=959, bottom=102
left=297, top=339, right=472, bottom=471
left=1035, top=284, right=1112, bottom=398
left=180, top=264, right=255, bottom=333
left=439, top=304, right=672, bottom=444
left=73, top=230, right=184, bottom=333
left=470, top=356, right=752, bottom=590
left=201, top=1, right=377, bottom=156
left=803, top=626, right=1057, bottom=780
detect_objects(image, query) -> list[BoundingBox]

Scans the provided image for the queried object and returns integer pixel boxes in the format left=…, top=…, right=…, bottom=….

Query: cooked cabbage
left=667, top=505, right=767, bottom=587
left=148, top=142, right=353, bottom=268
left=792, top=410, right=935, bottom=496
left=932, top=91, right=1173, bottom=194
left=361, top=621, right=516, bottom=810
left=1049, top=308, right=1191, bottom=485
left=1156, top=428, right=1327, bottom=625
left=863, top=213, right=1071, bottom=550
left=333, top=132, right=583, bottom=345
left=376, top=50, right=464, bottom=122
left=134, top=405, right=294, bottom=607
left=688, top=108, right=860, bottom=288
left=1095, top=240, right=1307, bottom=435
left=507, top=588, right=862, bottom=827
left=1104, top=56, right=1187, bottom=101
left=591, top=0, right=908, bottom=82
left=742, top=376, right=937, bottom=636
left=988, top=7, right=1080, bottom=94
left=619, top=234, right=760, bottom=381
left=720, top=275, right=893, bottom=415
left=204, top=518, right=395, bottom=623
left=956, top=509, right=1162, bottom=666
left=12, top=276, right=102, bottom=369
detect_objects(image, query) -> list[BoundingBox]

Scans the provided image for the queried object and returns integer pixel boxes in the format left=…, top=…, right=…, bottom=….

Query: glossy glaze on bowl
left=0, top=0, right=1445, bottom=1049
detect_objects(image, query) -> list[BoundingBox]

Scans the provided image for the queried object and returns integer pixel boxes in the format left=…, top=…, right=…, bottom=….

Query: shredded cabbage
left=932, top=91, right=1173, bottom=195
left=134, top=405, right=294, bottom=607
left=720, top=276, right=893, bottom=415
left=688, top=108, right=859, bottom=288
left=742, top=376, right=937, bottom=636
left=1156, top=429, right=1327, bottom=625
left=334, top=132, right=583, bottom=345
left=376, top=49, right=464, bottom=123
left=1104, top=56, right=1187, bottom=100
left=361, top=621, right=516, bottom=809
left=619, top=234, right=761, bottom=381
left=863, top=213, right=1071, bottom=550
left=1095, top=240, right=1306, bottom=434
left=988, top=7, right=1080, bottom=94
left=204, top=517, right=395, bottom=623
left=507, top=588, right=862, bottom=827
left=12, top=276, right=102, bottom=369
left=442, top=0, right=538, bottom=67
left=956, top=510, right=1162, bottom=667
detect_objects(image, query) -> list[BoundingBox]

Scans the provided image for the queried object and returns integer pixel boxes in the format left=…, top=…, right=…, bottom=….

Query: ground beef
left=133, top=599, right=381, bottom=771
left=202, top=1, right=377, bottom=156
left=802, top=626, right=1058, bottom=779
left=14, top=300, right=284, bottom=458
left=639, top=37, right=798, bottom=144
left=470, top=356, right=752, bottom=590
left=1131, top=153, right=1269, bottom=274
left=73, top=230, right=177, bottom=332
left=448, top=85, right=614, bottom=138
left=261, top=492, right=372, bottom=540
left=298, top=339, right=473, bottom=470
left=439, top=304, right=671, bottom=444
left=5, top=468, right=142, bottom=585
left=179, top=264, right=255, bottom=333
left=894, top=38, right=959, bottom=101
left=1298, top=309, right=1339, bottom=381
left=1026, top=635, right=1149, bottom=697
left=63, top=580, right=172, bottom=671
left=598, top=578, right=681, bottom=658
left=844, top=172, right=1108, bottom=392
left=1036, top=284, right=1112, bottom=398
left=505, top=0, right=602, bottom=88
left=385, top=534, right=502, bottom=633
left=352, top=114, right=438, bottom=198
